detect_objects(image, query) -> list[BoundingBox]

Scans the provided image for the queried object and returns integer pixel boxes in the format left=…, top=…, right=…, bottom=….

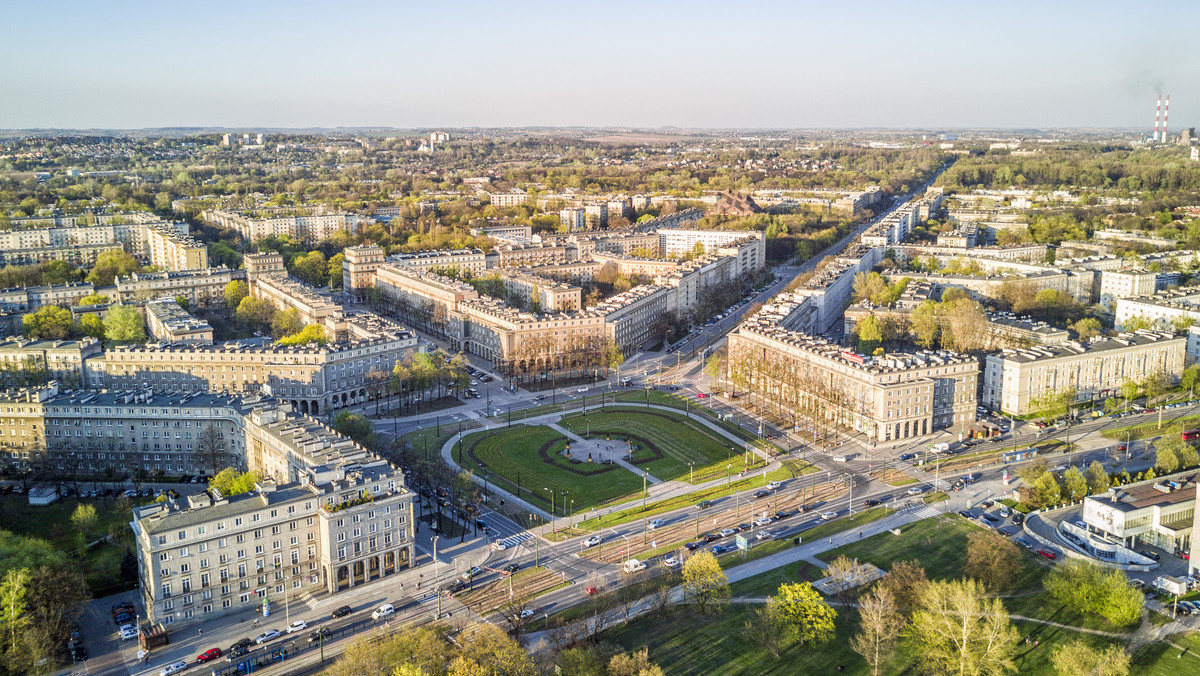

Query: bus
left=1181, top=429, right=1200, bottom=441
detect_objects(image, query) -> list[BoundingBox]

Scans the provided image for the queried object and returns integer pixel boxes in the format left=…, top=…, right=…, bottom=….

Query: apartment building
left=450, top=298, right=607, bottom=370
left=91, top=327, right=420, bottom=416
left=0, top=337, right=104, bottom=388
left=374, top=265, right=479, bottom=338
left=116, top=267, right=245, bottom=309
left=728, top=317, right=978, bottom=443
left=0, top=282, right=96, bottom=313
left=656, top=228, right=766, bottom=264
left=147, top=224, right=208, bottom=271
left=559, top=207, right=586, bottom=232
left=387, top=249, right=487, bottom=276
left=0, top=214, right=194, bottom=267
left=0, top=242, right=123, bottom=267
left=583, top=203, right=608, bottom=228
left=982, top=331, right=1186, bottom=415
left=489, top=190, right=529, bottom=208
left=595, top=285, right=670, bottom=354
left=146, top=298, right=214, bottom=345
left=496, top=269, right=581, bottom=312
left=130, top=400, right=414, bottom=628
left=1099, top=270, right=1161, bottom=309
left=251, top=275, right=346, bottom=340
left=342, top=245, right=385, bottom=302
left=487, top=242, right=580, bottom=268
left=201, top=209, right=363, bottom=245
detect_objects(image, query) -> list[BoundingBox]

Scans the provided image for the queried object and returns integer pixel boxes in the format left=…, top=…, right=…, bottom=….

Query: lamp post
left=433, top=535, right=441, bottom=620
left=545, top=487, right=556, bottom=518
left=726, top=463, right=732, bottom=487
left=689, top=462, right=695, bottom=484
left=642, top=472, right=648, bottom=510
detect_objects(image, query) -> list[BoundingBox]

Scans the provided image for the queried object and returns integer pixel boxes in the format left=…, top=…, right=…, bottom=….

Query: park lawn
left=599, top=602, right=1115, bottom=676
left=458, top=425, right=643, bottom=512
left=1131, top=631, right=1200, bottom=675
left=560, top=407, right=764, bottom=483
left=728, top=560, right=823, bottom=597
left=719, top=508, right=896, bottom=574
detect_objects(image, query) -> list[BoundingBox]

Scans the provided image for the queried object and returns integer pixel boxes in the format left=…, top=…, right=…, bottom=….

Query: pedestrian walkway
left=491, top=532, right=532, bottom=551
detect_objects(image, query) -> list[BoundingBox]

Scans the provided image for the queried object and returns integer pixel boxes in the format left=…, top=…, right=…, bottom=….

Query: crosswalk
left=906, top=505, right=942, bottom=520
left=490, top=532, right=532, bottom=551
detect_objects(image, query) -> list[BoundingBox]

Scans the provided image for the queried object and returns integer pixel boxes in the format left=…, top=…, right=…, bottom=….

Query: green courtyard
left=559, top=407, right=765, bottom=483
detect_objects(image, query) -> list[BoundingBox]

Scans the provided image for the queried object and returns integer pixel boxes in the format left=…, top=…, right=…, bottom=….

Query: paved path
left=545, top=422, right=659, bottom=484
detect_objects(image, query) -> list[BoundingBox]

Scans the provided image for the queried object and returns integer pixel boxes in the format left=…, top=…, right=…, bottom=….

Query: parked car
left=254, top=630, right=281, bottom=644
left=197, top=648, right=223, bottom=662
left=160, top=660, right=188, bottom=676
left=119, top=627, right=139, bottom=641
left=331, top=605, right=353, bottom=618
left=663, top=556, right=681, bottom=568
left=1140, top=550, right=1161, bottom=561
left=1037, top=549, right=1057, bottom=560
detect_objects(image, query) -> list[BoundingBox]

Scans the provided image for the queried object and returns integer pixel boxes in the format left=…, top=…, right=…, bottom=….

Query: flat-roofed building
left=0, top=282, right=96, bottom=313
left=146, top=298, right=214, bottom=345
left=0, top=337, right=103, bottom=389
left=1084, top=471, right=1199, bottom=556
left=251, top=275, right=346, bottom=340
left=342, top=245, right=385, bottom=303
left=489, top=190, right=528, bottom=208
left=387, top=249, right=486, bottom=276
left=728, top=316, right=978, bottom=443
left=374, top=265, right=479, bottom=338
left=1099, top=270, right=1160, bottom=309
left=559, top=207, right=586, bottom=232
left=116, top=267, right=244, bottom=309
left=982, top=331, right=1186, bottom=415
left=496, top=269, right=581, bottom=312
left=201, top=209, right=363, bottom=245
left=147, top=224, right=208, bottom=271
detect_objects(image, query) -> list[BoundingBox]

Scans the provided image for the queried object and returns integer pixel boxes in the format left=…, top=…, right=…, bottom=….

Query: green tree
left=851, top=586, right=904, bottom=676
left=773, top=582, right=836, bottom=647
left=328, top=252, right=345, bottom=289
left=601, top=339, right=624, bottom=371
left=966, top=531, right=1021, bottom=591
left=270, top=308, right=304, bottom=339
left=291, top=251, right=329, bottom=287
left=223, top=280, right=249, bottom=308
left=22, top=306, right=72, bottom=340
left=69, top=504, right=98, bottom=539
left=86, top=250, right=141, bottom=286
left=905, top=578, right=1018, bottom=676
left=1121, top=315, right=1152, bottom=332
left=1085, top=461, right=1109, bottom=495
left=1050, top=639, right=1130, bottom=676
left=175, top=295, right=189, bottom=311
left=911, top=300, right=941, bottom=349
left=208, top=468, right=259, bottom=496
left=1120, top=379, right=1139, bottom=409
left=852, top=272, right=888, bottom=303
left=1045, top=560, right=1142, bottom=627
left=0, top=568, right=31, bottom=654
left=1071, top=317, right=1102, bottom=341
left=1030, top=387, right=1075, bottom=422
left=277, top=324, right=328, bottom=346
left=681, top=551, right=729, bottom=615
left=1182, top=364, right=1200, bottom=396
left=1179, top=443, right=1200, bottom=469
left=333, top=411, right=375, bottom=446
left=856, top=315, right=884, bottom=354
left=1155, top=445, right=1180, bottom=474
left=77, top=293, right=109, bottom=306
left=103, top=304, right=146, bottom=343
left=236, top=296, right=276, bottom=333
left=1063, top=466, right=1089, bottom=502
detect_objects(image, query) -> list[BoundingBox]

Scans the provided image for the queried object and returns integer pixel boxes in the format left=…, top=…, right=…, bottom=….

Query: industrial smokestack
left=1155, top=95, right=1162, bottom=142
left=1164, top=94, right=1170, bottom=143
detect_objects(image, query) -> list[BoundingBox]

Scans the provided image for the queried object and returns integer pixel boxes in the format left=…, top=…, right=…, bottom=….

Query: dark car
left=773, top=510, right=792, bottom=520
left=684, top=541, right=702, bottom=551
left=737, top=523, right=753, bottom=532
left=980, top=513, right=999, bottom=524
left=958, top=510, right=973, bottom=518
left=1140, top=550, right=1161, bottom=561
left=503, top=563, right=521, bottom=575
left=226, top=646, right=250, bottom=662
left=997, top=527, right=1013, bottom=536
left=696, top=500, right=713, bottom=509
left=228, top=638, right=253, bottom=652
left=1011, top=512, right=1024, bottom=524
left=703, top=533, right=721, bottom=542
left=711, top=544, right=734, bottom=555
left=308, top=627, right=331, bottom=643
left=331, top=605, right=353, bottom=619
left=865, top=498, right=881, bottom=507
left=898, top=453, right=916, bottom=461
left=754, top=490, right=771, bottom=499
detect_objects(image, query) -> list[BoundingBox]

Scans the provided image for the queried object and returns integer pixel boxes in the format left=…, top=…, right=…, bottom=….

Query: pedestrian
left=859, top=531, right=862, bottom=539
left=829, top=537, right=832, bottom=544
left=198, top=628, right=203, bottom=637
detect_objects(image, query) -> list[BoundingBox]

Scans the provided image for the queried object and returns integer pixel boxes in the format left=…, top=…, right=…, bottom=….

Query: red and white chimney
left=1155, top=95, right=1162, bottom=142
left=1164, top=94, right=1170, bottom=143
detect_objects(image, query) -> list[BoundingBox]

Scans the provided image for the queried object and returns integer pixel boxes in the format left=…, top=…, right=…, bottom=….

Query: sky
left=2, top=0, right=1198, bottom=130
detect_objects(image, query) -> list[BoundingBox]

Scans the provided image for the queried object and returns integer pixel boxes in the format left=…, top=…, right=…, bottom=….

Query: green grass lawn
left=458, top=425, right=643, bottom=512
left=1131, top=631, right=1200, bottom=674
left=560, top=407, right=764, bottom=483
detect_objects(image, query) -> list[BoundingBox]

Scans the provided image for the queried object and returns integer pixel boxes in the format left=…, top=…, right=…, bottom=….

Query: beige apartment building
left=342, top=245, right=385, bottom=302
left=0, top=282, right=96, bottom=313
left=202, top=209, right=363, bottom=245
left=982, top=331, right=1186, bottom=415
left=147, top=224, right=208, bottom=271
left=146, top=298, right=214, bottom=345
left=0, top=337, right=104, bottom=388
left=729, top=318, right=979, bottom=443
left=388, top=248, right=487, bottom=276
left=497, top=269, right=581, bottom=312
left=450, top=298, right=608, bottom=372
left=130, top=400, right=415, bottom=628
left=251, top=274, right=346, bottom=340
left=116, top=267, right=245, bottom=309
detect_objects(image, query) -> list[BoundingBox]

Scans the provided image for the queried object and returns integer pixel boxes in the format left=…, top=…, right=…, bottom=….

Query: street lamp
left=688, top=461, right=695, bottom=484
left=544, top=487, right=557, bottom=518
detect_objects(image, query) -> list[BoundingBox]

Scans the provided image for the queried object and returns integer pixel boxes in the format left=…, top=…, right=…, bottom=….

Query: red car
left=1037, top=549, right=1057, bottom=560
left=197, top=648, right=223, bottom=662
left=584, top=586, right=599, bottom=595
left=696, top=393, right=707, bottom=399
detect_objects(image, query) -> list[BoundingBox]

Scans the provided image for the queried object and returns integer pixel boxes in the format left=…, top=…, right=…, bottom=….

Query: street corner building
left=130, top=399, right=416, bottom=629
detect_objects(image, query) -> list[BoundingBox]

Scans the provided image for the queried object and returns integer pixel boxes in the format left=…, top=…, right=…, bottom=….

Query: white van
left=622, top=559, right=647, bottom=573
left=371, top=603, right=395, bottom=620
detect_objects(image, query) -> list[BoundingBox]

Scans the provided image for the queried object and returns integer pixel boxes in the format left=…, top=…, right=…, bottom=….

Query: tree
left=966, top=531, right=1021, bottom=591
left=208, top=468, right=259, bottom=496
left=277, top=324, right=328, bottom=346
left=236, top=296, right=276, bottom=333
left=1182, top=364, right=1200, bottom=395
left=1155, top=445, right=1180, bottom=474
left=223, top=280, right=249, bottom=309
left=773, top=582, right=836, bottom=647
left=1044, top=560, right=1142, bottom=627
left=1050, top=639, right=1130, bottom=676
left=77, top=293, right=109, bottom=306
left=1071, top=317, right=1102, bottom=341
left=77, top=313, right=106, bottom=340
left=70, top=504, right=98, bottom=540
left=852, top=271, right=888, bottom=303
left=1120, top=379, right=1139, bottom=409
left=103, top=304, right=146, bottom=343
left=824, top=555, right=868, bottom=600
left=86, top=250, right=141, bottom=286
left=851, top=585, right=904, bottom=676
left=270, top=307, right=304, bottom=339
left=681, top=551, right=729, bottom=615
left=450, top=622, right=535, bottom=676
left=334, top=411, right=375, bottom=446
left=1063, top=466, right=1089, bottom=501
left=856, top=315, right=883, bottom=354
left=880, top=559, right=929, bottom=618
left=22, top=306, right=72, bottom=340
left=1029, top=471, right=1062, bottom=508
left=1030, top=387, right=1075, bottom=422
left=0, top=568, right=31, bottom=654
left=905, top=578, right=1018, bottom=676
left=291, top=251, right=329, bottom=287
left=1085, top=461, right=1109, bottom=495
left=1179, top=443, right=1200, bottom=469
left=607, top=647, right=664, bottom=676
left=197, top=424, right=228, bottom=474
left=911, top=300, right=941, bottom=348
left=328, top=252, right=346, bottom=289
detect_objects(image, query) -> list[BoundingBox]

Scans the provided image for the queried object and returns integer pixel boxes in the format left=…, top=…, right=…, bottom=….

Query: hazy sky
left=3, top=0, right=1197, bottom=130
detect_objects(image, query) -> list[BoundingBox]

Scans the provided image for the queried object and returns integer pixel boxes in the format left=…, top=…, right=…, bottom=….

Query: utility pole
left=848, top=473, right=854, bottom=517
left=433, top=536, right=441, bottom=620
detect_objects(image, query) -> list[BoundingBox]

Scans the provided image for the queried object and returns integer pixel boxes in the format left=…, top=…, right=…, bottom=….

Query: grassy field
left=1131, top=631, right=1200, bottom=673
left=559, top=408, right=764, bottom=483
left=457, top=425, right=643, bottom=512
left=1102, top=412, right=1200, bottom=441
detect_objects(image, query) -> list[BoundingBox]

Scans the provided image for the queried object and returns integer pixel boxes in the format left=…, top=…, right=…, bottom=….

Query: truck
left=930, top=442, right=950, bottom=454
left=1155, top=576, right=1189, bottom=596
left=622, top=559, right=647, bottom=574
